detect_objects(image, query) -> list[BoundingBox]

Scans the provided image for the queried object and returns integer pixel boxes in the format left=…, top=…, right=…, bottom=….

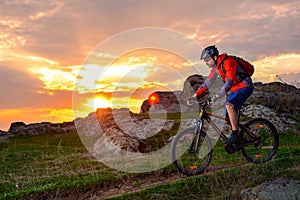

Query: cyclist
left=189, top=45, right=254, bottom=145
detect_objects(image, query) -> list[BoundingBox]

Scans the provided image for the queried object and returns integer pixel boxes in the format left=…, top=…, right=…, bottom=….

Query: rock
left=181, top=74, right=205, bottom=101
left=140, top=74, right=208, bottom=114
left=0, top=130, right=14, bottom=142
left=242, top=104, right=297, bottom=132
left=140, top=91, right=184, bottom=114
left=249, top=82, right=300, bottom=115
left=241, top=178, right=300, bottom=200
left=75, top=108, right=176, bottom=154
left=8, top=122, right=26, bottom=133
left=139, top=76, right=299, bottom=133
left=7, top=121, right=76, bottom=136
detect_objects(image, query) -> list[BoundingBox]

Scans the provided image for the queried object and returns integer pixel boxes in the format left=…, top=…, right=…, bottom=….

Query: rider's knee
left=226, top=102, right=235, bottom=111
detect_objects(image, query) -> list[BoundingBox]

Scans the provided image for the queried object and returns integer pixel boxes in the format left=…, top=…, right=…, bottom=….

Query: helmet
left=200, top=45, right=219, bottom=60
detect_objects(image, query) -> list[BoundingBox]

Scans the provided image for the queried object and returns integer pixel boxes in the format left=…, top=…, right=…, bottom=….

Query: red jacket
left=195, top=54, right=252, bottom=97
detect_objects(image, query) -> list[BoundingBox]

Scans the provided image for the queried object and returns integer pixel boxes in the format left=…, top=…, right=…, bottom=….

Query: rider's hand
left=187, top=96, right=197, bottom=106
left=210, top=95, right=219, bottom=104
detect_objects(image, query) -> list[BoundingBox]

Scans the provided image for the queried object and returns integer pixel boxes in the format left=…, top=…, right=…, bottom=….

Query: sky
left=0, top=0, right=300, bottom=131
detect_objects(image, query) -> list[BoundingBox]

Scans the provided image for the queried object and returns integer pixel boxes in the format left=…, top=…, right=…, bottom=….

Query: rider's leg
left=224, top=102, right=240, bottom=145
left=224, top=87, right=254, bottom=145
left=226, top=102, right=238, bottom=131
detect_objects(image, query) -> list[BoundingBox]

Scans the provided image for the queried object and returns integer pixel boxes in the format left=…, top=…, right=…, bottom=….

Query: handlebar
left=187, top=98, right=211, bottom=107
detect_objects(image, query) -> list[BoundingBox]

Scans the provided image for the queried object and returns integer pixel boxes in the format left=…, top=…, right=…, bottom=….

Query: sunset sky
left=0, top=0, right=300, bottom=131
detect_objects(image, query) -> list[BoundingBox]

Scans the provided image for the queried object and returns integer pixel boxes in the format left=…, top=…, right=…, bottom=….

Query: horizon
left=1, top=0, right=300, bottom=131
left=2, top=80, right=298, bottom=132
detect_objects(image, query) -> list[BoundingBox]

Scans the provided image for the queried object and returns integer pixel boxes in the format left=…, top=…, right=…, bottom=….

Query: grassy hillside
left=0, top=118, right=299, bottom=199
left=106, top=130, right=300, bottom=199
left=0, top=131, right=125, bottom=199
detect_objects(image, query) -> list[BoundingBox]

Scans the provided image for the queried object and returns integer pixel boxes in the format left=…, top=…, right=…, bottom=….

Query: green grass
left=0, top=131, right=127, bottom=199
left=0, top=114, right=299, bottom=199
left=104, top=156, right=300, bottom=200
left=105, top=148, right=300, bottom=200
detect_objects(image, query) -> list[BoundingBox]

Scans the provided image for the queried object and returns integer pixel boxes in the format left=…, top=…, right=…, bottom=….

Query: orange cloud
left=29, top=66, right=78, bottom=91
left=0, top=107, right=74, bottom=131
left=252, top=54, right=300, bottom=82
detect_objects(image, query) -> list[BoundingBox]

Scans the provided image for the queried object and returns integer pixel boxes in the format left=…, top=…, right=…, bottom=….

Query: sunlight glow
left=85, top=97, right=111, bottom=109
left=252, top=53, right=300, bottom=82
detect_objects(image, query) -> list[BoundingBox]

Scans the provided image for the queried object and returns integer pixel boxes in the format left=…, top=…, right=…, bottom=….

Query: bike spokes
left=240, top=118, right=279, bottom=163
left=171, top=128, right=212, bottom=176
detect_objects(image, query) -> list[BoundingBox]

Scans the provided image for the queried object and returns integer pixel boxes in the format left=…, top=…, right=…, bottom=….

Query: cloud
left=277, top=72, right=300, bottom=87
left=0, top=107, right=74, bottom=131
left=1, top=0, right=300, bottom=127
left=252, top=53, right=300, bottom=82
left=29, top=66, right=78, bottom=91
left=29, top=1, right=64, bottom=20
left=2, top=0, right=299, bottom=64
left=0, top=65, right=73, bottom=108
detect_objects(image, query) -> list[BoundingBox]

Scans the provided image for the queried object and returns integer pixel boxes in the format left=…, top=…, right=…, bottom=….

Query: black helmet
left=200, top=45, right=219, bottom=60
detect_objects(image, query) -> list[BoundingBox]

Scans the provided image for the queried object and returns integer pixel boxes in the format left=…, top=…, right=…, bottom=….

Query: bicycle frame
left=198, top=107, right=229, bottom=141
left=192, top=102, right=260, bottom=152
left=190, top=105, right=229, bottom=153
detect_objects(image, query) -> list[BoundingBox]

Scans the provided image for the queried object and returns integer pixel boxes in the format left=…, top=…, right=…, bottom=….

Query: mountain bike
left=171, top=99, right=279, bottom=176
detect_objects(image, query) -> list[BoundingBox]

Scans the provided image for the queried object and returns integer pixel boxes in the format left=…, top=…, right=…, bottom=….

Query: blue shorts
left=224, top=87, right=254, bottom=115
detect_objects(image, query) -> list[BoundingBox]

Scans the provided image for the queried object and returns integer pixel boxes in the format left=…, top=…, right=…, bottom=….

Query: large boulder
left=241, top=178, right=300, bottom=200
left=8, top=122, right=26, bottom=133
left=140, top=74, right=206, bottom=113
left=140, top=91, right=185, bottom=113
left=181, top=74, right=205, bottom=101
left=75, top=108, right=175, bottom=154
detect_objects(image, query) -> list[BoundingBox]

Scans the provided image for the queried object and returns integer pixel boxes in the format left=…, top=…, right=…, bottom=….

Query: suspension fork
left=189, top=119, right=203, bottom=154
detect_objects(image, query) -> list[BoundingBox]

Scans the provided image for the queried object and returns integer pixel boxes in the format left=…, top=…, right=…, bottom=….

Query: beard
left=207, top=62, right=216, bottom=68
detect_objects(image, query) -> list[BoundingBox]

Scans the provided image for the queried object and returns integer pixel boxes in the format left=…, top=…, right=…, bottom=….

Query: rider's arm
left=194, top=67, right=217, bottom=97
left=217, top=58, right=236, bottom=97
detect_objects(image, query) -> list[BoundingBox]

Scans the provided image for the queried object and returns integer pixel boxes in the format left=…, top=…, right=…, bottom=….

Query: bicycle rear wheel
left=240, top=118, right=279, bottom=163
left=171, top=127, right=212, bottom=176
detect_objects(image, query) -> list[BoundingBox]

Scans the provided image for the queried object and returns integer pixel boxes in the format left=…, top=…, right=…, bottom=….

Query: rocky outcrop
left=8, top=121, right=76, bottom=136
left=249, top=82, right=300, bottom=115
left=75, top=108, right=175, bottom=154
left=1, top=75, right=299, bottom=152
left=181, top=74, right=206, bottom=101
left=140, top=91, right=189, bottom=114
left=1, top=121, right=76, bottom=142
left=0, top=130, right=13, bottom=142
left=74, top=104, right=297, bottom=154
left=242, top=104, right=297, bottom=132
left=140, top=74, right=207, bottom=114
left=140, top=75, right=299, bottom=129
left=241, top=178, right=300, bottom=200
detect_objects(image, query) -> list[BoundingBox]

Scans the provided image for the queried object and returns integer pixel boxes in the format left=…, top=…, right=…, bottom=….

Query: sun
left=94, top=97, right=110, bottom=108
left=86, top=97, right=110, bottom=109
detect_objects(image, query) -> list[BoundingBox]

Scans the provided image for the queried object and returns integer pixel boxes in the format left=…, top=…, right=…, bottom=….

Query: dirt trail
left=97, top=163, right=249, bottom=199
left=26, top=162, right=248, bottom=200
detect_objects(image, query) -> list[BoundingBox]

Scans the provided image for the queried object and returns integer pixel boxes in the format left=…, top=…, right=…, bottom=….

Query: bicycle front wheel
left=171, top=128, right=212, bottom=176
left=240, top=118, right=279, bottom=163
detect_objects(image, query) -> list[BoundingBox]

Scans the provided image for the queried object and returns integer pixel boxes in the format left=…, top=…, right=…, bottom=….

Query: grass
left=105, top=144, right=300, bottom=200
left=104, top=156, right=300, bottom=200
left=0, top=131, right=127, bottom=199
left=0, top=113, right=299, bottom=199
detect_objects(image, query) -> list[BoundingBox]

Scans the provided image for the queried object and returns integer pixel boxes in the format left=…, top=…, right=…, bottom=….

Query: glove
left=187, top=96, right=197, bottom=106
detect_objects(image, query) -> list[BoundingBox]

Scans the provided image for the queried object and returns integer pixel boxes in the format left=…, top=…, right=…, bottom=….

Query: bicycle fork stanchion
left=189, top=132, right=202, bottom=154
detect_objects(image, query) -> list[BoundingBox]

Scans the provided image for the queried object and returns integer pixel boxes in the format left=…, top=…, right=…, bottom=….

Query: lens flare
left=148, top=92, right=160, bottom=105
